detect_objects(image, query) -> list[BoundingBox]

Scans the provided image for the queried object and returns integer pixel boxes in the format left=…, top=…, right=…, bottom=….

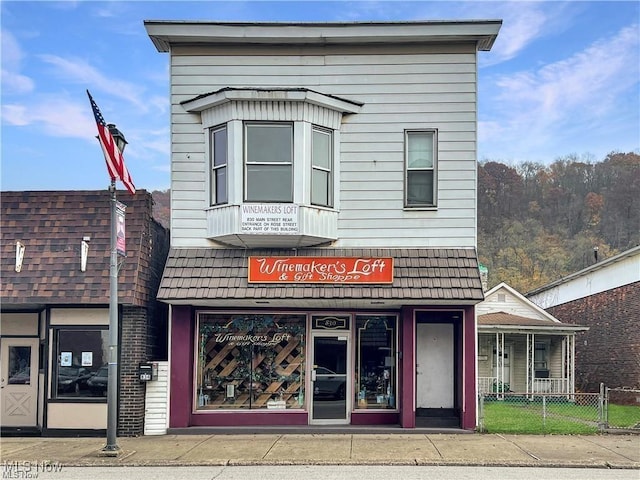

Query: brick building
left=527, top=246, right=640, bottom=393
left=0, top=190, right=169, bottom=436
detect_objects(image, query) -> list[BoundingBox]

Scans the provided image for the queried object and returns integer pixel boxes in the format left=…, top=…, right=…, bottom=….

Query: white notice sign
left=241, top=204, right=299, bottom=234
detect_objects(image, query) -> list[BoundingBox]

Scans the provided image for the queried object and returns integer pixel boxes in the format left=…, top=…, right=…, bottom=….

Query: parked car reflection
left=8, top=367, right=30, bottom=385
left=57, top=366, right=92, bottom=394
left=314, top=367, right=346, bottom=399
left=87, top=366, right=108, bottom=396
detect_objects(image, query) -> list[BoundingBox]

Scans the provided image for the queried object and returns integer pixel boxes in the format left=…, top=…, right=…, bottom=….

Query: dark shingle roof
left=478, top=312, right=588, bottom=331
left=158, top=247, right=484, bottom=307
left=1, top=190, right=167, bottom=308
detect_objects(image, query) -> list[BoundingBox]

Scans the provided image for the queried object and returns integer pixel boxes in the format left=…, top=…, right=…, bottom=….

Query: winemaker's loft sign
left=248, top=257, right=394, bottom=284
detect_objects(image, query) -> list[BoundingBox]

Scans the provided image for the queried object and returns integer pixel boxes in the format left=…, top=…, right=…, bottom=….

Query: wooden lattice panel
left=198, top=325, right=305, bottom=410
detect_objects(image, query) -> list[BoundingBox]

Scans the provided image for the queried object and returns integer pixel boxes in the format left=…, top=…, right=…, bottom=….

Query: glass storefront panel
left=54, top=328, right=109, bottom=399
left=354, top=315, right=397, bottom=409
left=197, top=313, right=306, bottom=410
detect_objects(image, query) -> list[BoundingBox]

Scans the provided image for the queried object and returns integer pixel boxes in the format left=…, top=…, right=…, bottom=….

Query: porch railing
left=531, top=378, right=568, bottom=394
left=478, top=377, right=497, bottom=394
left=478, top=376, right=570, bottom=394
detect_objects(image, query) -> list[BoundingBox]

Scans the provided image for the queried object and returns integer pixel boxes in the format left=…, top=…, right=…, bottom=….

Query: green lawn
left=481, top=400, right=599, bottom=434
left=607, top=404, right=640, bottom=428
left=482, top=399, right=640, bottom=434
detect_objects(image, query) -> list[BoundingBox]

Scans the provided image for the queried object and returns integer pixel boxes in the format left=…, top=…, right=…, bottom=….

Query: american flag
left=87, top=90, right=136, bottom=195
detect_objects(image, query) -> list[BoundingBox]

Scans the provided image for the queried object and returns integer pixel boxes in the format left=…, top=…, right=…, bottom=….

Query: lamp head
left=107, top=123, right=128, bottom=153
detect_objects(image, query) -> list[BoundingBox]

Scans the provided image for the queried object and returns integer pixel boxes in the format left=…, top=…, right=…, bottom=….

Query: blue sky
left=1, top=1, right=638, bottom=192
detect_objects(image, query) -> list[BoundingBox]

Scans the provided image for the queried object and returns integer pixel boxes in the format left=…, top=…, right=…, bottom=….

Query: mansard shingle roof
left=158, top=247, right=484, bottom=308
left=1, top=190, right=167, bottom=308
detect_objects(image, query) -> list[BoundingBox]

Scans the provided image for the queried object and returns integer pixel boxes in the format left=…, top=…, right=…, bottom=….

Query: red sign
left=248, top=257, right=394, bottom=284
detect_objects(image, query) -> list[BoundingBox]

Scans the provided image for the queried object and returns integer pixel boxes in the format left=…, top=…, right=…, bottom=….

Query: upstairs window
left=405, top=130, right=437, bottom=207
left=210, top=125, right=228, bottom=206
left=245, top=122, right=293, bottom=202
left=311, top=127, right=333, bottom=207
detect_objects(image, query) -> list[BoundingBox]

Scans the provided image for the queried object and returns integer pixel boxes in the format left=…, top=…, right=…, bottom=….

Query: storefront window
left=54, top=328, right=108, bottom=399
left=197, top=313, right=306, bottom=410
left=355, top=315, right=397, bottom=409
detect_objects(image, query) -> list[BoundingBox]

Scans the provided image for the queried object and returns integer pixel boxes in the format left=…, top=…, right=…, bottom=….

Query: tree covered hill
left=151, top=151, right=640, bottom=293
left=478, top=152, right=640, bottom=292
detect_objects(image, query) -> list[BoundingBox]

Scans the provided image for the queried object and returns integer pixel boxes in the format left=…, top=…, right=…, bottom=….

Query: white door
left=416, top=323, right=454, bottom=409
left=492, top=344, right=512, bottom=385
left=0, top=338, right=39, bottom=427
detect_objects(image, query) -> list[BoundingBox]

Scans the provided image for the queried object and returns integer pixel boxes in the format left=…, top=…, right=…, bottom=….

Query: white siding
left=168, top=43, right=479, bottom=248
left=477, top=287, right=549, bottom=321
left=144, top=361, right=169, bottom=436
left=528, top=248, right=640, bottom=308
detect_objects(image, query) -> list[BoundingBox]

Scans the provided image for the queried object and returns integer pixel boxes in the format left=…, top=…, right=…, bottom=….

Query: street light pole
left=103, top=124, right=127, bottom=454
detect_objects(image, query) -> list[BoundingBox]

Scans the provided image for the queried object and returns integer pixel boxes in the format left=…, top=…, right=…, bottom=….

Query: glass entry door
left=311, top=335, right=348, bottom=423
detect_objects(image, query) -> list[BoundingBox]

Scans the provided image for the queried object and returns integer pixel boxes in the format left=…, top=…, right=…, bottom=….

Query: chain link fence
left=478, top=391, right=603, bottom=434
left=604, top=386, right=640, bottom=432
left=478, top=383, right=640, bottom=434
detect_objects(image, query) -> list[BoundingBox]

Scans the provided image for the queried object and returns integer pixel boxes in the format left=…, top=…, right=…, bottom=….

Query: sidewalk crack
left=262, top=434, right=282, bottom=459
left=581, top=436, right=637, bottom=462
left=174, top=436, right=217, bottom=461
left=425, top=434, right=443, bottom=459
left=496, top=433, right=540, bottom=461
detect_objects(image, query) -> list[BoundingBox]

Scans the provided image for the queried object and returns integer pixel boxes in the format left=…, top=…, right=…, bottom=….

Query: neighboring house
left=476, top=283, right=588, bottom=397
left=527, top=246, right=640, bottom=393
left=0, top=190, right=169, bottom=436
left=145, top=20, right=501, bottom=430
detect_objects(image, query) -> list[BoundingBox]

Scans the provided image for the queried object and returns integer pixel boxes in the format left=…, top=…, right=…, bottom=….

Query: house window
left=53, top=328, right=108, bottom=399
left=311, top=127, right=333, bottom=207
left=405, top=130, right=437, bottom=207
left=196, top=313, right=306, bottom=410
left=245, top=123, right=293, bottom=202
left=534, top=341, right=550, bottom=378
left=210, top=125, right=228, bottom=205
left=354, top=315, right=397, bottom=410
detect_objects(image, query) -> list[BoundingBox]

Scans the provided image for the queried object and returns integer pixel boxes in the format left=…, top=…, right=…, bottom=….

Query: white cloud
left=496, top=23, right=638, bottom=120
left=0, top=29, right=35, bottom=94
left=488, top=3, right=548, bottom=63
left=38, top=54, right=148, bottom=111
left=463, top=1, right=573, bottom=66
left=481, top=22, right=639, bottom=160
left=1, top=96, right=95, bottom=138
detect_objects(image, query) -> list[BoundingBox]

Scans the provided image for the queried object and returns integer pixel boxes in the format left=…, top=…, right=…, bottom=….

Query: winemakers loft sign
left=248, top=257, right=394, bottom=284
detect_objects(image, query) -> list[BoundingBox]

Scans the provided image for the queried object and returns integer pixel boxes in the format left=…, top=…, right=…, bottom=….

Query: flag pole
left=104, top=178, right=120, bottom=453
left=87, top=91, right=133, bottom=454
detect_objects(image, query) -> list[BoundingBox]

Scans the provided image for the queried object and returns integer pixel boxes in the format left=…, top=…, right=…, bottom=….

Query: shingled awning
left=158, top=247, right=484, bottom=309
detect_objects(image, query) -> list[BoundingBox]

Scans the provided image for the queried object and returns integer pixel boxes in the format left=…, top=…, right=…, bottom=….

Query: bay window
left=245, top=123, right=293, bottom=202
left=210, top=125, right=228, bottom=206
left=311, top=127, right=333, bottom=207
left=405, top=130, right=437, bottom=207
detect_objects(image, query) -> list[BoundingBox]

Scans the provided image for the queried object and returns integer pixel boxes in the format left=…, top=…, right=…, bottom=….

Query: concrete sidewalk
left=1, top=433, right=638, bottom=469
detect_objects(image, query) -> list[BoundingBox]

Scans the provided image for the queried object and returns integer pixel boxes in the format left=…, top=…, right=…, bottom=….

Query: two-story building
left=146, top=20, right=501, bottom=430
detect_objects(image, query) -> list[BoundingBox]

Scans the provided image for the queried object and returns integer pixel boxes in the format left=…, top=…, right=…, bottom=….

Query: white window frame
left=404, top=129, right=438, bottom=208
left=244, top=121, right=294, bottom=203
left=210, top=124, right=228, bottom=206
left=311, top=126, right=333, bottom=208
